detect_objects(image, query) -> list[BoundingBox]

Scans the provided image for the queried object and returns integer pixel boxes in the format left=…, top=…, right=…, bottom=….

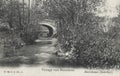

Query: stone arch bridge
left=38, top=19, right=57, bottom=37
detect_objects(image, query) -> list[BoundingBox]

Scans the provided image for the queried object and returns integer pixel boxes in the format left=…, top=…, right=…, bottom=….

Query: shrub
left=20, top=31, right=39, bottom=45
left=44, top=0, right=120, bottom=68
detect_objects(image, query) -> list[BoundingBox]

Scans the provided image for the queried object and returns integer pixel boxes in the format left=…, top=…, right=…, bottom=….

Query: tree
left=41, top=0, right=120, bottom=68
left=0, top=0, right=40, bottom=57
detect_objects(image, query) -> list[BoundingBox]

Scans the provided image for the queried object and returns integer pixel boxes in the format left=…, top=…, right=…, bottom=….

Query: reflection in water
left=0, top=38, right=58, bottom=67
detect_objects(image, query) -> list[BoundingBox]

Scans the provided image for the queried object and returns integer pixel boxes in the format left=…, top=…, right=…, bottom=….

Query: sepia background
left=0, top=0, right=120, bottom=76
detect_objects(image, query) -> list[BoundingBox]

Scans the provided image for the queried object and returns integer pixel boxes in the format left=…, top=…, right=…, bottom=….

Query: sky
left=19, top=0, right=34, bottom=8
left=19, top=0, right=31, bottom=4
left=95, top=0, right=120, bottom=18
left=20, top=0, right=120, bottom=18
left=94, top=0, right=120, bottom=32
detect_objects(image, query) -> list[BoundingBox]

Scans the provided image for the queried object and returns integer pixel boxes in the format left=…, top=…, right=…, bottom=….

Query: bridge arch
left=38, top=21, right=57, bottom=37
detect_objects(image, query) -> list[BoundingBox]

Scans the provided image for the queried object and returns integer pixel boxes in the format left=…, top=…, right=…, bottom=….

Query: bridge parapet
left=38, top=19, right=57, bottom=37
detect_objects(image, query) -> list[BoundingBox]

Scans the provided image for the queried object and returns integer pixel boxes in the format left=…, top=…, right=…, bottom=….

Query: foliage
left=0, top=0, right=42, bottom=57
left=42, top=0, right=120, bottom=68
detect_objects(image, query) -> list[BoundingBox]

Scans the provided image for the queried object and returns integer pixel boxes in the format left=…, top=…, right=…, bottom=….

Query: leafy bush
left=72, top=37, right=120, bottom=68
left=20, top=31, right=39, bottom=45
left=42, top=0, right=120, bottom=68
